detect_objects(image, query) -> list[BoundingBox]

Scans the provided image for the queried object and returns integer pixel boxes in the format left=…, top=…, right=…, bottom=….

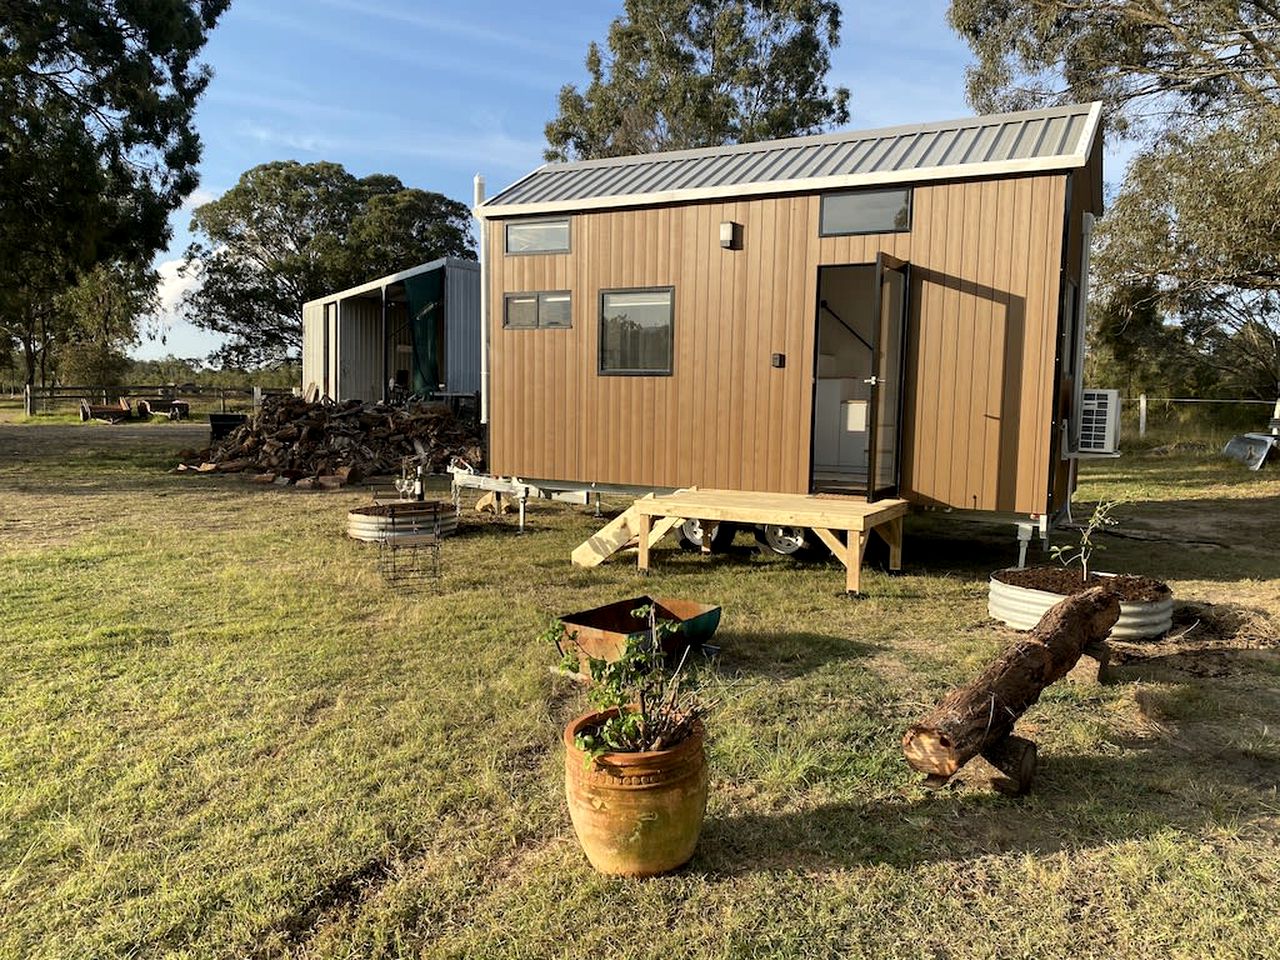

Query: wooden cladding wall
left=488, top=172, right=1068, bottom=514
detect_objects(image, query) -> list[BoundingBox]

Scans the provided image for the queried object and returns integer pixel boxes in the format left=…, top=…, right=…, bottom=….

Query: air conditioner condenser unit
left=1079, top=388, right=1121, bottom=454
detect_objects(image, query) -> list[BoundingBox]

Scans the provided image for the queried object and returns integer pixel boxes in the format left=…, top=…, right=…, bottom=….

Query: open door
left=867, top=253, right=909, bottom=501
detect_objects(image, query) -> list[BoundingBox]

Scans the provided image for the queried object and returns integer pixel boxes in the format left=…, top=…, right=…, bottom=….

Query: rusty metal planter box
left=558, top=595, right=721, bottom=662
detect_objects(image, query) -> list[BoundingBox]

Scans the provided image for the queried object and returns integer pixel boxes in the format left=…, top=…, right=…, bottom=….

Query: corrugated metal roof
left=479, top=102, right=1101, bottom=218
left=302, top=256, right=479, bottom=306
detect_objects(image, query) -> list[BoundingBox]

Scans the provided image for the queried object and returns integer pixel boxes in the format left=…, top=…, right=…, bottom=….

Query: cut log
left=902, top=586, right=1120, bottom=778
left=981, top=735, right=1038, bottom=796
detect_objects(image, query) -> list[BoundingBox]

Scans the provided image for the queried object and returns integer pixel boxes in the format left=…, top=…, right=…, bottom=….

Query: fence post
left=253, top=386, right=262, bottom=411
left=219, top=388, right=226, bottom=413
left=23, top=384, right=32, bottom=417
left=1139, top=393, right=1147, bottom=437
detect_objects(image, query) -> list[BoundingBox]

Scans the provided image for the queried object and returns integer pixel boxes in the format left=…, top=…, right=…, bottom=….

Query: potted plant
left=558, top=604, right=711, bottom=877
left=988, top=500, right=1174, bottom=639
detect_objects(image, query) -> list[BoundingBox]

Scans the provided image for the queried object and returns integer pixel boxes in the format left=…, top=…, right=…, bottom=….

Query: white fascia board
left=1078, top=101, right=1104, bottom=164
left=475, top=151, right=1090, bottom=221
left=302, top=256, right=459, bottom=308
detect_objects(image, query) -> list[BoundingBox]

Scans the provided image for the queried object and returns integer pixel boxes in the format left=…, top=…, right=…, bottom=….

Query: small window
left=599, top=288, right=673, bottom=376
left=505, top=218, right=570, bottom=254
left=504, top=291, right=572, bottom=329
left=820, top=188, right=912, bottom=236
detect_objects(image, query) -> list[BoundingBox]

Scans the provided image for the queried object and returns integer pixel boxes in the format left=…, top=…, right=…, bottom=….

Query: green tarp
left=403, top=267, right=444, bottom=395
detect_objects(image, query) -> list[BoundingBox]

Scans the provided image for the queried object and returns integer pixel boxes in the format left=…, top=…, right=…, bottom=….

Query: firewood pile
left=176, top=397, right=484, bottom=488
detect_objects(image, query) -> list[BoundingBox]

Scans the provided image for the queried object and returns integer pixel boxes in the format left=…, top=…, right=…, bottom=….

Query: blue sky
left=142, top=0, right=1095, bottom=361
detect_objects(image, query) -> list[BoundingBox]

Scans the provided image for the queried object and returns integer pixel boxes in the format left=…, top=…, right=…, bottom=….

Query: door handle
left=864, top=376, right=879, bottom=386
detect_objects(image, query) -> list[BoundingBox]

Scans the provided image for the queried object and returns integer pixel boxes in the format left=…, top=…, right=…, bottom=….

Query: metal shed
left=301, top=257, right=480, bottom=403
left=473, top=102, right=1105, bottom=529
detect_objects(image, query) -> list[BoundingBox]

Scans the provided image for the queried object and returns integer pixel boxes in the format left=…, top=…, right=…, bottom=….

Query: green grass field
left=1, top=424, right=1277, bottom=959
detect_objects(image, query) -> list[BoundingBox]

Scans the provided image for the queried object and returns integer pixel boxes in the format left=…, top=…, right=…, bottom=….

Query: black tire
left=676, top=518, right=737, bottom=552
left=754, top=524, right=826, bottom=561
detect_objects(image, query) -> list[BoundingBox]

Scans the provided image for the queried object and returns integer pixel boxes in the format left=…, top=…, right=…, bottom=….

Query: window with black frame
left=819, top=187, right=912, bottom=236
left=504, top=291, right=571, bottom=329
left=504, top=218, right=570, bottom=254
left=598, top=288, right=673, bottom=375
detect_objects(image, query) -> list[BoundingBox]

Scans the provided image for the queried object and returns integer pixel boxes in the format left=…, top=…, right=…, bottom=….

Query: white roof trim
left=303, top=256, right=478, bottom=306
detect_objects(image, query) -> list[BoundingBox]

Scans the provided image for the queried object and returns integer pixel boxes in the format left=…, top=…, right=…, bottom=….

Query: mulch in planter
left=993, top=566, right=1171, bottom=603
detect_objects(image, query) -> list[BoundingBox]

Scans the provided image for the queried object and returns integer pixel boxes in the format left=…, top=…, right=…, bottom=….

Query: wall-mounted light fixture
left=719, top=220, right=743, bottom=250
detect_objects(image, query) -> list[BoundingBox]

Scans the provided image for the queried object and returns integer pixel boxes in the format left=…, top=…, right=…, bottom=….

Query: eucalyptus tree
left=949, top=0, right=1280, bottom=397
left=545, top=0, right=850, bottom=161
left=182, top=161, right=474, bottom=366
left=0, top=0, right=228, bottom=384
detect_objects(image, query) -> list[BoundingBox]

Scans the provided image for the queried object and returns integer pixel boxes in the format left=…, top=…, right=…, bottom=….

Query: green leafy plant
left=1050, top=499, right=1122, bottom=582
left=559, top=604, right=710, bottom=766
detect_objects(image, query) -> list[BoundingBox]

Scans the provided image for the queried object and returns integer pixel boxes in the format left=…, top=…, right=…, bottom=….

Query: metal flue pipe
left=473, top=174, right=489, bottom=425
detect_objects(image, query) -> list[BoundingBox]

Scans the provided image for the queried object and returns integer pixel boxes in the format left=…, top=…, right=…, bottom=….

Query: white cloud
left=236, top=121, right=544, bottom=174
left=233, top=4, right=566, bottom=90
left=131, top=257, right=227, bottom=361
left=310, top=0, right=582, bottom=61
left=180, top=187, right=219, bottom=212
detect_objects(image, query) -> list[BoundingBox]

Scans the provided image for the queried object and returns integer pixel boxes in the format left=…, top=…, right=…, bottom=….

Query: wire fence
left=1126, top=393, right=1278, bottom=442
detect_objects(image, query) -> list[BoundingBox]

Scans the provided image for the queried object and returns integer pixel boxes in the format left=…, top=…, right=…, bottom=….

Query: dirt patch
left=1170, top=601, right=1280, bottom=648
left=994, top=566, right=1170, bottom=602
left=1109, top=600, right=1280, bottom=681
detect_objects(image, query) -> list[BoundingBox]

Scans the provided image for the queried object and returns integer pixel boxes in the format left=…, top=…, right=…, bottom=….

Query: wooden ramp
left=570, top=491, right=690, bottom=568
left=622, top=488, right=909, bottom=594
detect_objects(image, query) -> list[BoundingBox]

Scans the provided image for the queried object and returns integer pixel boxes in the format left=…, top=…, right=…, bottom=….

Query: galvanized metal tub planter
left=346, top=500, right=458, bottom=542
left=558, top=595, right=722, bottom=663
left=988, top=568, right=1173, bottom=639
left=564, top=709, right=708, bottom=877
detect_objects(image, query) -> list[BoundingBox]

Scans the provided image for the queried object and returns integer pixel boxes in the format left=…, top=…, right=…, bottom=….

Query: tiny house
left=474, top=103, right=1104, bottom=526
left=301, top=257, right=480, bottom=403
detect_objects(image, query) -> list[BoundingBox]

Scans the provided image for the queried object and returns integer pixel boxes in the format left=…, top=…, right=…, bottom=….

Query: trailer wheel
left=755, top=524, right=824, bottom=561
left=676, top=519, right=736, bottom=552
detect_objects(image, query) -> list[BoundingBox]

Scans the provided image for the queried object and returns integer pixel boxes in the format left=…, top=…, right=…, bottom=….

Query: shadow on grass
left=696, top=743, right=1277, bottom=877
left=714, top=630, right=880, bottom=681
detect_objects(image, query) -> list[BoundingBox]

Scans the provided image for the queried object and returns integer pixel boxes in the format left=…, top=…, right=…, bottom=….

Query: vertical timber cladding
left=488, top=172, right=1067, bottom=513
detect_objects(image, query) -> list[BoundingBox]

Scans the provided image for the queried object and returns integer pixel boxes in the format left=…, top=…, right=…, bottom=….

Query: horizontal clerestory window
left=819, top=187, right=912, bottom=236
left=504, top=218, right=570, bottom=254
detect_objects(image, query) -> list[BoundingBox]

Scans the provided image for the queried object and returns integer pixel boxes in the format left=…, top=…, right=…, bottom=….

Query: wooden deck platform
left=612, top=488, right=909, bottom=594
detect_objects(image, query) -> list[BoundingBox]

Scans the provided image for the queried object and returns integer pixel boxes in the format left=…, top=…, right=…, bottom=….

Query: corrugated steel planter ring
left=346, top=501, right=458, bottom=542
left=988, top=571, right=1173, bottom=639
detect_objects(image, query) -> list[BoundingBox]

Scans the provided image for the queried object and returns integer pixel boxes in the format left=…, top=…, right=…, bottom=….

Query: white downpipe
left=474, top=173, right=489, bottom=424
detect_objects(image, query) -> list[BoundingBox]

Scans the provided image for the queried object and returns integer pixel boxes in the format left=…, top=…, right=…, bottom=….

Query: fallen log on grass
left=902, top=586, right=1121, bottom=783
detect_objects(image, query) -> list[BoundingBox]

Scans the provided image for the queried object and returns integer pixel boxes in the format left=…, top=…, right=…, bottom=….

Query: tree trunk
left=981, top=735, right=1037, bottom=796
left=20, top=317, right=36, bottom=388
left=902, top=586, right=1121, bottom=778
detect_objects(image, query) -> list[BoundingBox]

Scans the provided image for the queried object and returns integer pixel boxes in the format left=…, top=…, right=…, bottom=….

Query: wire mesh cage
left=376, top=501, right=443, bottom=582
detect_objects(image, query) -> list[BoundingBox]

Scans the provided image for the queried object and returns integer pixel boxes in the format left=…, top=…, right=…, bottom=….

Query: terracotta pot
left=564, top=709, right=708, bottom=877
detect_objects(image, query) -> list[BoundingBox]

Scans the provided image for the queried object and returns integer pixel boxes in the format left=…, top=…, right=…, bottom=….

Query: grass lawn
left=1, top=424, right=1277, bottom=959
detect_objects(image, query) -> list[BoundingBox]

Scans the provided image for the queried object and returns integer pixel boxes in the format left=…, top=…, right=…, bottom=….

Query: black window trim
left=503, top=290, right=573, bottom=329
left=597, top=285, right=675, bottom=377
left=818, top=187, right=913, bottom=237
left=504, top=216, right=572, bottom=256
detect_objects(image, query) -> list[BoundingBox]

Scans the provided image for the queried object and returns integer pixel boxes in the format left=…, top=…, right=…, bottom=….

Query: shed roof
left=479, top=102, right=1101, bottom=219
left=303, top=256, right=478, bottom=306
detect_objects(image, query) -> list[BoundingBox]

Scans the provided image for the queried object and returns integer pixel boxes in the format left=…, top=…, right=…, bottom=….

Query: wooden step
left=571, top=490, right=691, bottom=568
